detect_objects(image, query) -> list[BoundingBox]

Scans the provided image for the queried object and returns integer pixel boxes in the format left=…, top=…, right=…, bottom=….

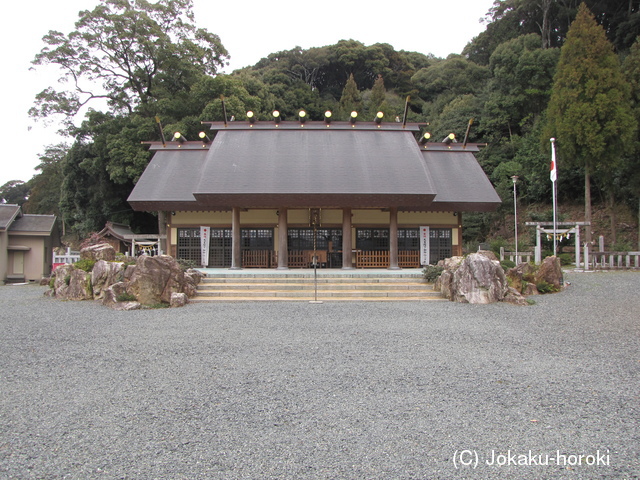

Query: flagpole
left=550, top=138, right=558, bottom=257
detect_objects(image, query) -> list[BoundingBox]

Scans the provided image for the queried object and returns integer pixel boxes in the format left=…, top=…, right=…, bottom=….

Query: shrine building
left=128, top=113, right=501, bottom=269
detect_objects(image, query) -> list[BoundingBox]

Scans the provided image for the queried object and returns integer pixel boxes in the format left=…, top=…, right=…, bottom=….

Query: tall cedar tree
left=339, top=73, right=363, bottom=119
left=545, top=3, right=635, bottom=243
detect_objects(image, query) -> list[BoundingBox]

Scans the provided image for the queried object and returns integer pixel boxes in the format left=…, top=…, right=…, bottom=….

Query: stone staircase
left=191, top=271, right=445, bottom=302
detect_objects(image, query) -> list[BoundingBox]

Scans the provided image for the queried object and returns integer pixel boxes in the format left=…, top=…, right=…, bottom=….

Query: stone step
left=197, top=287, right=441, bottom=295
left=190, top=296, right=444, bottom=302
left=193, top=273, right=443, bottom=302
left=198, top=282, right=428, bottom=291
left=200, top=277, right=425, bottom=284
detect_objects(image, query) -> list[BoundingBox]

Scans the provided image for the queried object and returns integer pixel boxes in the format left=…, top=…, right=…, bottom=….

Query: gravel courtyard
left=1, top=271, right=638, bottom=479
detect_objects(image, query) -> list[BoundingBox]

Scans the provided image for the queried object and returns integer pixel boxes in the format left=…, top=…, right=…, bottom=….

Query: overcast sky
left=0, top=0, right=495, bottom=187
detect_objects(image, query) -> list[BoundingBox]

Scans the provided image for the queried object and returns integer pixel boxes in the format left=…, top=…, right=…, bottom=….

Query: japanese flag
left=550, top=138, right=557, bottom=183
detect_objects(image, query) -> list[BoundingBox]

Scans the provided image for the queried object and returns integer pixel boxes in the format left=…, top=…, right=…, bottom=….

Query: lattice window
left=242, top=228, right=274, bottom=250
left=430, top=228, right=452, bottom=263
left=398, top=228, right=419, bottom=251
left=288, top=228, right=342, bottom=251
left=177, top=228, right=201, bottom=264
left=356, top=228, right=390, bottom=250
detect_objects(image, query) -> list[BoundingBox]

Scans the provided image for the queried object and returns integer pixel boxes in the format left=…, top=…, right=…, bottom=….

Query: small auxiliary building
left=128, top=115, right=500, bottom=269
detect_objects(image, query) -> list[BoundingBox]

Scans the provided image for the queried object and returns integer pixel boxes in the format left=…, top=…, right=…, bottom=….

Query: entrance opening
left=288, top=228, right=343, bottom=268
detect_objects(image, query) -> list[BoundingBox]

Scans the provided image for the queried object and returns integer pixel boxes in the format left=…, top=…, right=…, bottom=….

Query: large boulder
left=102, top=281, right=130, bottom=306
left=52, top=264, right=93, bottom=301
left=91, top=260, right=125, bottom=300
left=506, top=262, right=538, bottom=294
left=182, top=268, right=205, bottom=297
left=433, top=256, right=463, bottom=295
left=170, top=292, right=188, bottom=308
left=127, top=255, right=188, bottom=305
left=451, top=253, right=508, bottom=304
left=81, top=243, right=116, bottom=262
left=503, top=287, right=530, bottom=306
left=535, top=256, right=563, bottom=289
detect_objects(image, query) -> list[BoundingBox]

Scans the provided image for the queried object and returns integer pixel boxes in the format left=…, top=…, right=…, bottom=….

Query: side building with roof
left=0, top=204, right=57, bottom=283
left=128, top=118, right=501, bottom=269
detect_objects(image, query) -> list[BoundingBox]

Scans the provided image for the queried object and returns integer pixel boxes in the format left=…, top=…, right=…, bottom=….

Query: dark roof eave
left=429, top=201, right=502, bottom=212
left=130, top=193, right=438, bottom=212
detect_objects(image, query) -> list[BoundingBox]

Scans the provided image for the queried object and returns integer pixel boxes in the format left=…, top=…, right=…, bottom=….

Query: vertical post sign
left=420, top=226, right=430, bottom=266
left=200, top=226, right=210, bottom=267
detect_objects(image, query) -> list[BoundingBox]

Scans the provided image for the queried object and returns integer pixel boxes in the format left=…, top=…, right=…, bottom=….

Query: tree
left=623, top=37, right=640, bottom=249
left=24, top=144, right=68, bottom=216
left=481, top=34, right=559, bottom=141
left=338, top=73, right=362, bottom=118
left=0, top=181, right=30, bottom=206
left=545, top=3, right=636, bottom=243
left=30, top=0, right=229, bottom=131
left=368, top=74, right=386, bottom=116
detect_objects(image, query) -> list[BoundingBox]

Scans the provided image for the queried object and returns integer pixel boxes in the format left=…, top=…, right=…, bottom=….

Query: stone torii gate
left=525, top=221, right=590, bottom=265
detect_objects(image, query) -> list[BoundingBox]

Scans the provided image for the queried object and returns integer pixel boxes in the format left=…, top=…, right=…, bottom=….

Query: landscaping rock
left=451, top=253, right=508, bottom=304
left=506, top=262, right=537, bottom=292
left=476, top=250, right=499, bottom=262
left=436, top=253, right=516, bottom=304
left=91, top=260, right=125, bottom=300
left=535, top=256, right=563, bottom=289
left=503, top=287, right=530, bottom=306
left=101, top=282, right=130, bottom=307
left=124, top=264, right=136, bottom=281
left=53, top=265, right=93, bottom=301
left=127, top=255, right=187, bottom=305
left=111, top=301, right=141, bottom=311
left=182, top=269, right=204, bottom=297
left=170, top=292, right=188, bottom=308
left=80, top=243, right=116, bottom=262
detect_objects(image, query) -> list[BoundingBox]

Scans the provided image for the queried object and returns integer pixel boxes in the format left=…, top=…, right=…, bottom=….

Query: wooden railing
left=355, top=250, right=387, bottom=268
left=499, top=247, right=534, bottom=264
left=244, top=250, right=421, bottom=268
left=355, top=250, right=421, bottom=268
left=242, top=250, right=274, bottom=268
left=399, top=251, right=420, bottom=268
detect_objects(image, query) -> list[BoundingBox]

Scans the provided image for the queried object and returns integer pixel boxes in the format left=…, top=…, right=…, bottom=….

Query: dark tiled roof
left=128, top=149, right=207, bottom=211
left=128, top=124, right=500, bottom=212
left=98, top=222, right=135, bottom=241
left=8, top=214, right=56, bottom=234
left=422, top=149, right=502, bottom=212
left=0, top=204, right=21, bottom=230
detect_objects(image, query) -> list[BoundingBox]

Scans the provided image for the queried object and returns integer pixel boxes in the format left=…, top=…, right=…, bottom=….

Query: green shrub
left=536, top=281, right=558, bottom=294
left=116, top=292, right=137, bottom=302
left=489, top=237, right=508, bottom=255
left=611, top=241, right=632, bottom=252
left=145, top=302, right=170, bottom=309
left=423, top=265, right=444, bottom=282
left=558, top=253, right=573, bottom=266
left=64, top=275, right=71, bottom=286
left=74, top=259, right=96, bottom=272
left=501, top=260, right=516, bottom=271
left=49, top=277, right=55, bottom=289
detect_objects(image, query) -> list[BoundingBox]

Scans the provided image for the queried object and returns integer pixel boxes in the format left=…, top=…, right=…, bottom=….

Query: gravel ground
left=0, top=271, right=638, bottom=480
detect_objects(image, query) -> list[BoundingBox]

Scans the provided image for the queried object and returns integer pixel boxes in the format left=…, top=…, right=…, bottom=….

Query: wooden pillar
left=456, top=212, right=463, bottom=256
left=342, top=207, right=353, bottom=269
left=388, top=207, right=400, bottom=270
left=230, top=207, right=242, bottom=270
left=277, top=208, right=289, bottom=270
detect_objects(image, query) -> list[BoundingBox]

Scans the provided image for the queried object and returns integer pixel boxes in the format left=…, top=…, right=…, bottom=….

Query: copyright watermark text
left=452, top=449, right=610, bottom=469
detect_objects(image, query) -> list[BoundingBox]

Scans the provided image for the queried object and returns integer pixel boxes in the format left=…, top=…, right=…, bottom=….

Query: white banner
left=420, top=226, right=430, bottom=265
left=200, top=226, right=210, bottom=267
